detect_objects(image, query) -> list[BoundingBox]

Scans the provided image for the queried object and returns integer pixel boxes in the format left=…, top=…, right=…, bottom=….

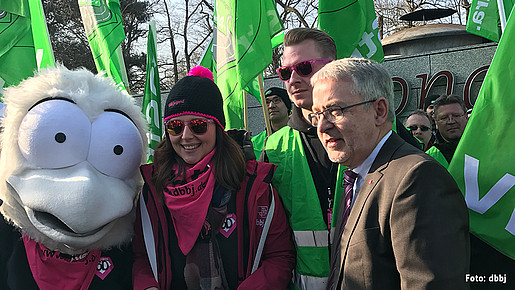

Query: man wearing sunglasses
left=261, top=28, right=340, bottom=289
left=404, top=109, right=433, bottom=151
left=311, top=58, right=469, bottom=290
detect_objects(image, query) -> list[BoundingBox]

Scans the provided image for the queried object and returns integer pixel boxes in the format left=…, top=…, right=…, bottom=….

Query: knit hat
left=164, top=67, right=225, bottom=128
left=265, top=87, right=291, bottom=113
left=423, top=94, right=440, bottom=111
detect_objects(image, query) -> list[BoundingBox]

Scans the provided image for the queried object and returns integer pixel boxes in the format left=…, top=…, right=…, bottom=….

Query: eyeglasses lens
left=167, top=120, right=184, bottom=135
left=190, top=119, right=208, bottom=134
left=278, top=67, right=292, bottom=81
left=296, top=61, right=313, bottom=76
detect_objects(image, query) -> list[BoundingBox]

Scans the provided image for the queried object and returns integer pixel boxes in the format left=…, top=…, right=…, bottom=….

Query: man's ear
left=374, top=97, right=389, bottom=126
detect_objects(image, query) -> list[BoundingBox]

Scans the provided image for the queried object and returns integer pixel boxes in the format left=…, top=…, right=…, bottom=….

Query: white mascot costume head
left=0, top=66, right=147, bottom=288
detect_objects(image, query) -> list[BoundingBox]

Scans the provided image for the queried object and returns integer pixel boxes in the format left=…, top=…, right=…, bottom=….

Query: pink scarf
left=163, top=149, right=217, bottom=255
left=23, top=236, right=101, bottom=290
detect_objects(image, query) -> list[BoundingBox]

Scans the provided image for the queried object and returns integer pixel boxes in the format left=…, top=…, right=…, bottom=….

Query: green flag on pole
left=0, top=0, right=54, bottom=95
left=28, top=0, right=53, bottom=70
left=78, top=0, right=129, bottom=91
left=466, top=0, right=514, bottom=42
left=449, top=9, right=515, bottom=260
left=215, top=0, right=283, bottom=129
left=318, top=0, right=384, bottom=62
left=142, top=20, right=162, bottom=163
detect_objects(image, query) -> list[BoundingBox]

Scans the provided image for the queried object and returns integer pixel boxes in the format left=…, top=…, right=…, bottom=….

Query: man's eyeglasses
left=407, top=125, right=431, bottom=132
left=308, top=99, right=377, bottom=127
left=436, top=113, right=466, bottom=123
left=265, top=97, right=283, bottom=106
left=276, top=58, right=332, bottom=81
left=165, top=119, right=214, bottom=136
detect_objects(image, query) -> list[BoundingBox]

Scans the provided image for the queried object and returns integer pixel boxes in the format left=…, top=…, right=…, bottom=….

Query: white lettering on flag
left=506, top=209, right=515, bottom=235
left=464, top=154, right=515, bottom=216
left=146, top=100, right=161, bottom=129
left=36, top=49, right=44, bottom=70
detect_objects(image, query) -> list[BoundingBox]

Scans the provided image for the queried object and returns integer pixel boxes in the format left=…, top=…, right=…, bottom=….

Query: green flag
left=318, top=0, right=384, bottom=62
left=199, top=35, right=215, bottom=72
left=449, top=9, right=515, bottom=260
left=215, top=0, right=283, bottom=129
left=0, top=0, right=54, bottom=94
left=466, top=0, right=514, bottom=42
left=28, top=0, right=53, bottom=69
left=142, top=20, right=162, bottom=163
left=78, top=0, right=128, bottom=91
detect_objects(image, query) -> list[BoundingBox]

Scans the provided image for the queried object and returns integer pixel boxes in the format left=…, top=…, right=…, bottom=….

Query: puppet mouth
left=31, top=210, right=105, bottom=237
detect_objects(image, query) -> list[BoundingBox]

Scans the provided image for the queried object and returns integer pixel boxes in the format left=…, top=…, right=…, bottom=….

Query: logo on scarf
left=220, top=213, right=236, bottom=238
left=95, top=257, right=113, bottom=280
left=168, top=180, right=207, bottom=197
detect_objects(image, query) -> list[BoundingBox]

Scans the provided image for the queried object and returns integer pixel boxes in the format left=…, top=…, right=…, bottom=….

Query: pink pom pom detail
left=187, top=66, right=214, bottom=82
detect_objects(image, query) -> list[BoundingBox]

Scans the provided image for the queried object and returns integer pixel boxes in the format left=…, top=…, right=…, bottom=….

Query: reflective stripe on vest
left=294, top=230, right=329, bottom=247
left=293, top=270, right=328, bottom=290
left=265, top=128, right=346, bottom=280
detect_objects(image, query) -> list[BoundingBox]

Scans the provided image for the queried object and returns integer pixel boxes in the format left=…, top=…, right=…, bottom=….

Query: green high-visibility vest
left=426, top=146, right=449, bottom=168
left=265, top=126, right=345, bottom=289
left=251, top=130, right=267, bottom=160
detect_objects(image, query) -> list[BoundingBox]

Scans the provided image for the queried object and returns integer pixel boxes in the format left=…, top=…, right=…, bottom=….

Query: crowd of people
left=1, top=27, right=513, bottom=290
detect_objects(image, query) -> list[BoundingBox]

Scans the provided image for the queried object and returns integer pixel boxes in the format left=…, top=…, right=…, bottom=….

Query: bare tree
left=157, top=0, right=212, bottom=88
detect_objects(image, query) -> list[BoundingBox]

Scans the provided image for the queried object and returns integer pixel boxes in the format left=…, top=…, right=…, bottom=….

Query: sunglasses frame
left=276, top=58, right=333, bottom=81
left=165, top=118, right=214, bottom=136
left=407, top=125, right=431, bottom=132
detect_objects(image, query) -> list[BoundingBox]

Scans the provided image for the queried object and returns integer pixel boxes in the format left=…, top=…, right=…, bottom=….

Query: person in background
left=261, top=28, right=339, bottom=289
left=252, top=87, right=291, bottom=159
left=423, top=94, right=439, bottom=120
left=426, top=94, right=515, bottom=289
left=404, top=109, right=433, bottom=151
left=310, top=58, right=469, bottom=289
left=425, top=95, right=468, bottom=168
left=132, top=67, right=295, bottom=290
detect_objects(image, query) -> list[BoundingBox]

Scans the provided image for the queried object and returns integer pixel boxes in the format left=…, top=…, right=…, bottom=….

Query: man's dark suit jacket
left=328, top=133, right=470, bottom=289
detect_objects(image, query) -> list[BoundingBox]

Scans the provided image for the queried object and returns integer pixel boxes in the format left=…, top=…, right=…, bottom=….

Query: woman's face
left=166, top=115, right=216, bottom=164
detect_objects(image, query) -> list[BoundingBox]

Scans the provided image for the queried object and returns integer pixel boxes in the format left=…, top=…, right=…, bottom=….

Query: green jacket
left=264, top=126, right=345, bottom=290
left=251, top=130, right=267, bottom=160
left=426, top=146, right=449, bottom=168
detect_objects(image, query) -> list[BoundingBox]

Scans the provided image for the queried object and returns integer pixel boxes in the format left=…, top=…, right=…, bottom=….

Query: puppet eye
left=18, top=100, right=91, bottom=168
left=88, top=112, right=143, bottom=179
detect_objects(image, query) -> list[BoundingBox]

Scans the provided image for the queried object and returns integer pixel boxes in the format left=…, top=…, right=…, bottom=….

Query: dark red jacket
left=132, top=160, right=295, bottom=289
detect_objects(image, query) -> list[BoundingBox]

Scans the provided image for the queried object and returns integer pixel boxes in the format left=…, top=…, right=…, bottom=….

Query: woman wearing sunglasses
left=132, top=67, right=295, bottom=290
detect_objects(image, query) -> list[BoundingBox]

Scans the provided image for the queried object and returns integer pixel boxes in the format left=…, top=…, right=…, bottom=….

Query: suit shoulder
left=389, top=143, right=450, bottom=175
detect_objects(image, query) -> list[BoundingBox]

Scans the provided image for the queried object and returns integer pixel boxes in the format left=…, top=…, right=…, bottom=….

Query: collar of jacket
left=287, top=105, right=317, bottom=136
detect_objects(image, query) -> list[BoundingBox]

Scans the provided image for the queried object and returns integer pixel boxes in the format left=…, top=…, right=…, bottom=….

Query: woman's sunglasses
left=276, top=58, right=332, bottom=81
left=165, top=119, right=214, bottom=136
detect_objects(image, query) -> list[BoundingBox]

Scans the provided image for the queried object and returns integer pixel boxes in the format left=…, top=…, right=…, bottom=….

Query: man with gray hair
left=309, top=58, right=470, bottom=289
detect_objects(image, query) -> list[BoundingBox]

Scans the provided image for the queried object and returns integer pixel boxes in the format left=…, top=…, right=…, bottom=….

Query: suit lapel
left=335, top=133, right=405, bottom=284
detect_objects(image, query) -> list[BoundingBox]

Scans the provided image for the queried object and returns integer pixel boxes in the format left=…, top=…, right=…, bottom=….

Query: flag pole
left=116, top=46, right=130, bottom=94
left=28, top=0, right=55, bottom=70
left=243, top=91, right=249, bottom=131
left=258, top=74, right=272, bottom=136
left=497, top=0, right=508, bottom=33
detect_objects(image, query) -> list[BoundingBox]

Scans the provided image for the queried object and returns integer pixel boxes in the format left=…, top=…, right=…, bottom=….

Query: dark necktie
left=328, top=170, right=359, bottom=289
left=340, top=170, right=358, bottom=233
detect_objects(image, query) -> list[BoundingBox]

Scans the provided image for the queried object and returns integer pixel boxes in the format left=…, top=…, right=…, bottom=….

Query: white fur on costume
left=0, top=66, right=148, bottom=255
